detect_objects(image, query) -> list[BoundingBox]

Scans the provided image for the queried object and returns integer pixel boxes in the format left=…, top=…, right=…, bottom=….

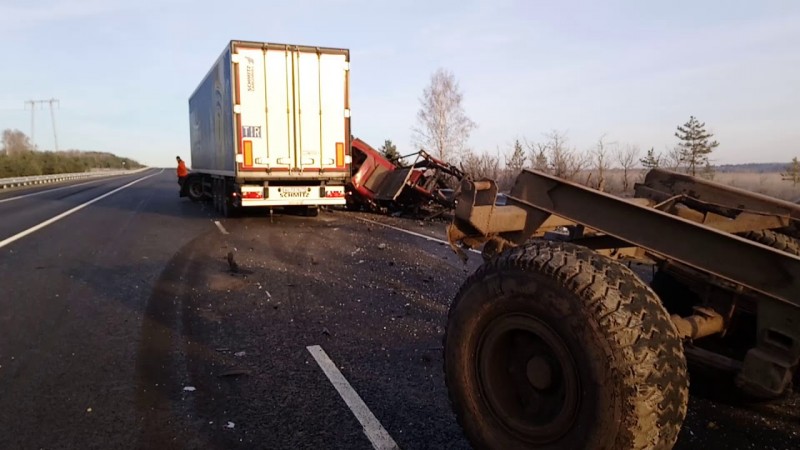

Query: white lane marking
left=0, top=178, right=110, bottom=204
left=352, top=216, right=481, bottom=254
left=0, top=170, right=161, bottom=250
left=306, top=345, right=399, bottom=450
left=214, top=221, right=229, bottom=235
left=0, top=168, right=151, bottom=204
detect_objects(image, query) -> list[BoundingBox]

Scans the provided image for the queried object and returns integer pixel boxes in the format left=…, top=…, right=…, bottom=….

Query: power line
left=24, top=98, right=60, bottom=150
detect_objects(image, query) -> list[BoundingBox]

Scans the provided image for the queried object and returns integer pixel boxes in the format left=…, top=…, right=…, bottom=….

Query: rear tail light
left=242, top=191, right=263, bottom=199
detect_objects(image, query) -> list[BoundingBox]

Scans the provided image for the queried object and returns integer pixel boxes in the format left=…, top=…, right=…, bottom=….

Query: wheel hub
left=526, top=356, right=553, bottom=390
left=477, top=313, right=581, bottom=444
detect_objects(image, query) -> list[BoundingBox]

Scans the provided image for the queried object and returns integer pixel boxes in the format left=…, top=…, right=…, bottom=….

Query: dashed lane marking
left=0, top=170, right=161, bottom=250
left=214, top=221, right=230, bottom=235
left=306, top=345, right=400, bottom=450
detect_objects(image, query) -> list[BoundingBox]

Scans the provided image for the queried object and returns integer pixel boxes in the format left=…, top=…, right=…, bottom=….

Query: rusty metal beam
left=671, top=308, right=725, bottom=340
left=504, top=169, right=800, bottom=307
left=640, top=168, right=800, bottom=221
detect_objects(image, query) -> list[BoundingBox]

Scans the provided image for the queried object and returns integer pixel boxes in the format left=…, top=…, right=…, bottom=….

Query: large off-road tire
left=444, top=241, right=689, bottom=450
left=738, top=229, right=800, bottom=256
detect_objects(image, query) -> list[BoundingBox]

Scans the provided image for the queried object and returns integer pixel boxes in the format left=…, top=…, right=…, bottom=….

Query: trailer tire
left=186, top=177, right=204, bottom=202
left=444, top=241, right=688, bottom=450
left=738, top=229, right=800, bottom=256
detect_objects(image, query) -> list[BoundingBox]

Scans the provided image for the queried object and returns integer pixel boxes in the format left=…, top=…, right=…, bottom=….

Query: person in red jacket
left=176, top=156, right=189, bottom=190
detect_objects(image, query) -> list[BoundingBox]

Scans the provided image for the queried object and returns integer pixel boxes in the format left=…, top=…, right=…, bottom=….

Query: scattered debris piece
left=225, top=421, right=235, bottom=429
left=377, top=243, right=387, bottom=250
left=322, top=327, right=331, bottom=336
left=219, top=369, right=252, bottom=378
left=234, top=351, right=246, bottom=357
left=183, top=386, right=196, bottom=392
left=227, top=251, right=239, bottom=273
left=86, top=407, right=92, bottom=413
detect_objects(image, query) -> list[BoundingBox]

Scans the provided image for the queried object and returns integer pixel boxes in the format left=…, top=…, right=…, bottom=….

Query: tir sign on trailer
left=234, top=43, right=350, bottom=175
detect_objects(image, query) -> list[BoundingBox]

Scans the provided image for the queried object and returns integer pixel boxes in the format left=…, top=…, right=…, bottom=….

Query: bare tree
left=412, top=68, right=476, bottom=162
left=461, top=149, right=500, bottom=181
left=530, top=131, right=588, bottom=181
left=2, top=129, right=33, bottom=155
left=592, top=135, right=611, bottom=191
left=528, top=140, right=549, bottom=172
left=663, top=147, right=683, bottom=171
left=616, top=144, right=640, bottom=192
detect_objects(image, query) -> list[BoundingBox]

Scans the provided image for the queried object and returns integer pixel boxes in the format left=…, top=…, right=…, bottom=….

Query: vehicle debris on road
left=345, top=138, right=464, bottom=218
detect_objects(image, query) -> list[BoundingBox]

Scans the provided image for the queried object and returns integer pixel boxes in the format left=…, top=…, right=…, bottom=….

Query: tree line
left=393, top=68, right=798, bottom=193
left=1, top=129, right=143, bottom=178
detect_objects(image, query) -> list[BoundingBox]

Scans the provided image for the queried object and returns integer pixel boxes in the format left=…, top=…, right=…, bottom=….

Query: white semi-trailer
left=183, top=40, right=352, bottom=216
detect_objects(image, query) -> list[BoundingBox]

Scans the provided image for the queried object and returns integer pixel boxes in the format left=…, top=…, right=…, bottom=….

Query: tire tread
left=444, top=240, right=689, bottom=449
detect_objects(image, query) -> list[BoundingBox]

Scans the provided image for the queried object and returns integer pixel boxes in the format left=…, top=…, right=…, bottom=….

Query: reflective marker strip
left=336, top=142, right=344, bottom=167
left=243, top=140, right=253, bottom=167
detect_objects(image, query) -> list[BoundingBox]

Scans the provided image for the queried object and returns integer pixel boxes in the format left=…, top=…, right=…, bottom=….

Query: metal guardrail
left=0, top=168, right=149, bottom=189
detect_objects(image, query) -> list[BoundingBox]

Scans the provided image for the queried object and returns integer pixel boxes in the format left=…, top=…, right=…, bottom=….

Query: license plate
left=281, top=187, right=310, bottom=193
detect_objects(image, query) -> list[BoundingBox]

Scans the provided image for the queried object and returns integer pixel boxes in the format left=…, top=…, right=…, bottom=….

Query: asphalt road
left=0, top=170, right=798, bottom=449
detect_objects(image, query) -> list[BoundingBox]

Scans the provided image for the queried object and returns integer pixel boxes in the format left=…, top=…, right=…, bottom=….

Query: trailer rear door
left=233, top=42, right=349, bottom=175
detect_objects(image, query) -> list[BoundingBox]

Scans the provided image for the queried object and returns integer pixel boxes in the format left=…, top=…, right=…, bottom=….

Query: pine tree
left=505, top=140, right=526, bottom=172
left=782, top=157, right=800, bottom=186
left=675, top=116, right=719, bottom=176
left=640, top=147, right=661, bottom=169
left=379, top=139, right=401, bottom=165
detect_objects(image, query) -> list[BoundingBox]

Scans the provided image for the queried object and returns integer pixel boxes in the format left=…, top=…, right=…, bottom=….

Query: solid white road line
left=306, top=345, right=400, bottom=450
left=352, top=216, right=481, bottom=254
left=214, top=221, right=229, bottom=235
left=0, top=170, right=161, bottom=250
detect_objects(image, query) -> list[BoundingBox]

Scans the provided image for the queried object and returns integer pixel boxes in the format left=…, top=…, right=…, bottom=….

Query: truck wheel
left=444, top=241, right=688, bottom=450
left=186, top=177, right=204, bottom=202
left=304, top=206, right=319, bottom=217
left=738, top=229, right=800, bottom=256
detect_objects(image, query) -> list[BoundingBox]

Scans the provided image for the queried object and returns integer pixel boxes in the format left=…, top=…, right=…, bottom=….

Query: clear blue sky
left=1, top=0, right=798, bottom=167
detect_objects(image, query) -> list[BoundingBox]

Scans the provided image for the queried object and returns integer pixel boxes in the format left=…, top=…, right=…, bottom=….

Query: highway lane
left=0, top=170, right=216, bottom=448
left=0, top=170, right=164, bottom=246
